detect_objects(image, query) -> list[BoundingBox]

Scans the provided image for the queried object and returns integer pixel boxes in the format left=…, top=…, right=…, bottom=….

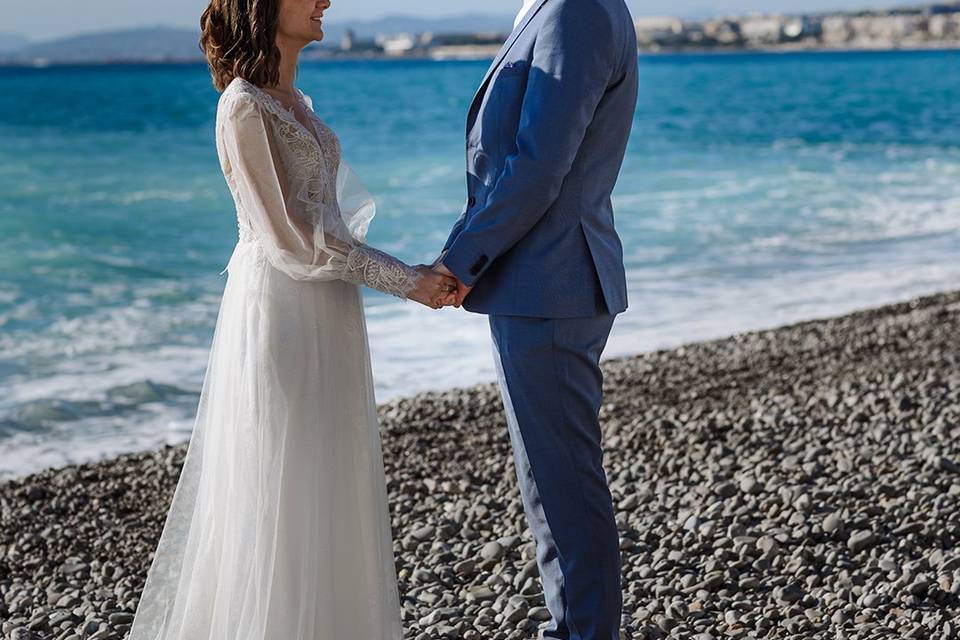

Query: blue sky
left=6, top=0, right=911, bottom=40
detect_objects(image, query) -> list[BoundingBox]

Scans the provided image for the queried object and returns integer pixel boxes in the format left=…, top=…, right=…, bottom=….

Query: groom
left=433, top=0, right=638, bottom=638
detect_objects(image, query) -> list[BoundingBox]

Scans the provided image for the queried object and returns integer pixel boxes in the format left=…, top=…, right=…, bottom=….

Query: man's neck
left=515, top=0, right=536, bottom=27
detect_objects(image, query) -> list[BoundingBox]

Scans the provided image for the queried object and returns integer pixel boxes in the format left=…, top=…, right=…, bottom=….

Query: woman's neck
left=273, top=37, right=301, bottom=94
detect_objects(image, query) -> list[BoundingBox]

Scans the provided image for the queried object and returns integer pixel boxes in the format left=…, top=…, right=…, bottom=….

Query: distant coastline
left=1, top=45, right=958, bottom=70
left=2, top=2, right=959, bottom=67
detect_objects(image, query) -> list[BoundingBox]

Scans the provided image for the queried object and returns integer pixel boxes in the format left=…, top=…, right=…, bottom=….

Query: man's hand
left=409, top=266, right=459, bottom=310
left=432, top=255, right=472, bottom=308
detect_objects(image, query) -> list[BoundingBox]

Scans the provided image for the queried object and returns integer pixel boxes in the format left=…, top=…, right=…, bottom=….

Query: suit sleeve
left=441, top=203, right=469, bottom=253
left=442, top=1, right=619, bottom=287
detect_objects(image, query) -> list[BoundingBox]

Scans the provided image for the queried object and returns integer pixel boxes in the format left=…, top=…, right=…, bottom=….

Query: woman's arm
left=218, top=93, right=453, bottom=305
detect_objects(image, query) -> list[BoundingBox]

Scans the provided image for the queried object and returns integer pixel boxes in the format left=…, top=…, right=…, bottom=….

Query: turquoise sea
left=1, top=51, right=959, bottom=478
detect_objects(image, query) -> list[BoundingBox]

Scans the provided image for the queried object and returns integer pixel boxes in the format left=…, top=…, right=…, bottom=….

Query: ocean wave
left=0, top=380, right=198, bottom=435
left=2, top=52, right=960, bottom=479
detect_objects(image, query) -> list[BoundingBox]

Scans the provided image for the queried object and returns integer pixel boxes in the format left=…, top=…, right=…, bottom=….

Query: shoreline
left=1, top=284, right=956, bottom=484
left=2, top=290, right=959, bottom=639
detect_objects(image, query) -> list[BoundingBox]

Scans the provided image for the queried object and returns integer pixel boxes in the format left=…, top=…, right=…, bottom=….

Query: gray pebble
left=4, top=291, right=960, bottom=640
left=848, top=530, right=878, bottom=553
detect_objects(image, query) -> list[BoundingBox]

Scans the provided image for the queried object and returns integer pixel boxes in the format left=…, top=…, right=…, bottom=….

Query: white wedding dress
left=128, top=77, right=416, bottom=640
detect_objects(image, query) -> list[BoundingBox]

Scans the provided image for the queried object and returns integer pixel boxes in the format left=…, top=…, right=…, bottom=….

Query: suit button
left=468, top=196, right=476, bottom=207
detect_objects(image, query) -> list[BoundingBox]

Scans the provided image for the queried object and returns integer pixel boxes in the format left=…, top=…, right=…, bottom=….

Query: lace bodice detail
left=216, top=77, right=421, bottom=299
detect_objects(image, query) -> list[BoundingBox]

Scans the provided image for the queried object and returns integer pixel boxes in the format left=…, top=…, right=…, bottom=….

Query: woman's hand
left=409, top=266, right=459, bottom=310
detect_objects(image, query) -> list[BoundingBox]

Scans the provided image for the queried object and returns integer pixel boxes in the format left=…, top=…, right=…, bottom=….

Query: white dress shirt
left=514, top=0, right=538, bottom=28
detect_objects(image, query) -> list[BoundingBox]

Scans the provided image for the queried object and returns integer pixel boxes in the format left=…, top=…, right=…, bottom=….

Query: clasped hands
left=409, top=251, right=472, bottom=310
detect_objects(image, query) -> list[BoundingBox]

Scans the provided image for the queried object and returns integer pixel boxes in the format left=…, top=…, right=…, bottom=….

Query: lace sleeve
left=332, top=162, right=423, bottom=298
left=217, top=89, right=421, bottom=299
left=341, top=245, right=422, bottom=299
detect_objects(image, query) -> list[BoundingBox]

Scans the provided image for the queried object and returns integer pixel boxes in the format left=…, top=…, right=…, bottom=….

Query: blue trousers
left=489, top=313, right=621, bottom=640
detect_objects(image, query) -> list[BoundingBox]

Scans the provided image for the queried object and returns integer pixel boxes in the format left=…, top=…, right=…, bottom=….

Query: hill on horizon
left=0, top=33, right=30, bottom=54
left=2, top=26, right=204, bottom=64
left=0, top=15, right=514, bottom=65
left=326, top=13, right=512, bottom=40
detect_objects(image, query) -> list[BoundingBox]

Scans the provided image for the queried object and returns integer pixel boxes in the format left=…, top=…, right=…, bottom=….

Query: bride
left=128, top=0, right=456, bottom=637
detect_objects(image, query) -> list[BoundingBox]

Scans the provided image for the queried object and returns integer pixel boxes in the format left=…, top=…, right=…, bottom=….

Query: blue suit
left=441, top=0, right=638, bottom=638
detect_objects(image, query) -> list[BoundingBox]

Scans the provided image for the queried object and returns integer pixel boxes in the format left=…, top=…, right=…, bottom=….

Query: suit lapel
left=467, top=0, right=550, bottom=129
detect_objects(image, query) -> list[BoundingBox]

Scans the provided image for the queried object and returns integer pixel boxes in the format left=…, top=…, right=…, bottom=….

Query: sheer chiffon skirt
left=129, top=240, right=403, bottom=640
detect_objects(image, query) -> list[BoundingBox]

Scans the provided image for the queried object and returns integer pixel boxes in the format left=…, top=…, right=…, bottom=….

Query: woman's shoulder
left=219, top=77, right=298, bottom=127
left=218, top=77, right=262, bottom=116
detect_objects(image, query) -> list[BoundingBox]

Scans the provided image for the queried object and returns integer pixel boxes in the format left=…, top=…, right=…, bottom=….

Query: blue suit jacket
left=442, top=0, right=638, bottom=318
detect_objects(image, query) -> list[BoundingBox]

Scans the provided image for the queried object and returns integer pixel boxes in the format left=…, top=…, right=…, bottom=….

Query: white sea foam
left=3, top=55, right=960, bottom=480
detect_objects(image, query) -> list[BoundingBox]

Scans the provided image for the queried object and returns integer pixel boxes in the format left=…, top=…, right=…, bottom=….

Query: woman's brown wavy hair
left=200, top=0, right=282, bottom=92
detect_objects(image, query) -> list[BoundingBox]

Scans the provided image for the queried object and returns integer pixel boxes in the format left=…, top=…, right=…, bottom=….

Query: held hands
left=407, top=251, right=473, bottom=310
left=409, top=266, right=459, bottom=310
left=431, top=262, right=472, bottom=309
left=408, top=264, right=457, bottom=309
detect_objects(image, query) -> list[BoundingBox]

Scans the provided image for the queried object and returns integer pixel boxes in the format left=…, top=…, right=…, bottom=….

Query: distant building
left=376, top=33, right=416, bottom=56
left=928, top=12, right=960, bottom=38
left=847, top=14, right=919, bottom=47
left=425, top=32, right=507, bottom=60
left=634, top=17, right=686, bottom=48
left=340, top=29, right=355, bottom=52
left=628, top=2, right=959, bottom=53
left=703, top=19, right=742, bottom=46
left=820, top=16, right=853, bottom=45
left=740, top=15, right=785, bottom=45
left=783, top=16, right=820, bottom=41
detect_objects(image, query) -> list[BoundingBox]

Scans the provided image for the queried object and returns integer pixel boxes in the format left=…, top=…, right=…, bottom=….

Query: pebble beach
left=2, top=290, right=959, bottom=640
